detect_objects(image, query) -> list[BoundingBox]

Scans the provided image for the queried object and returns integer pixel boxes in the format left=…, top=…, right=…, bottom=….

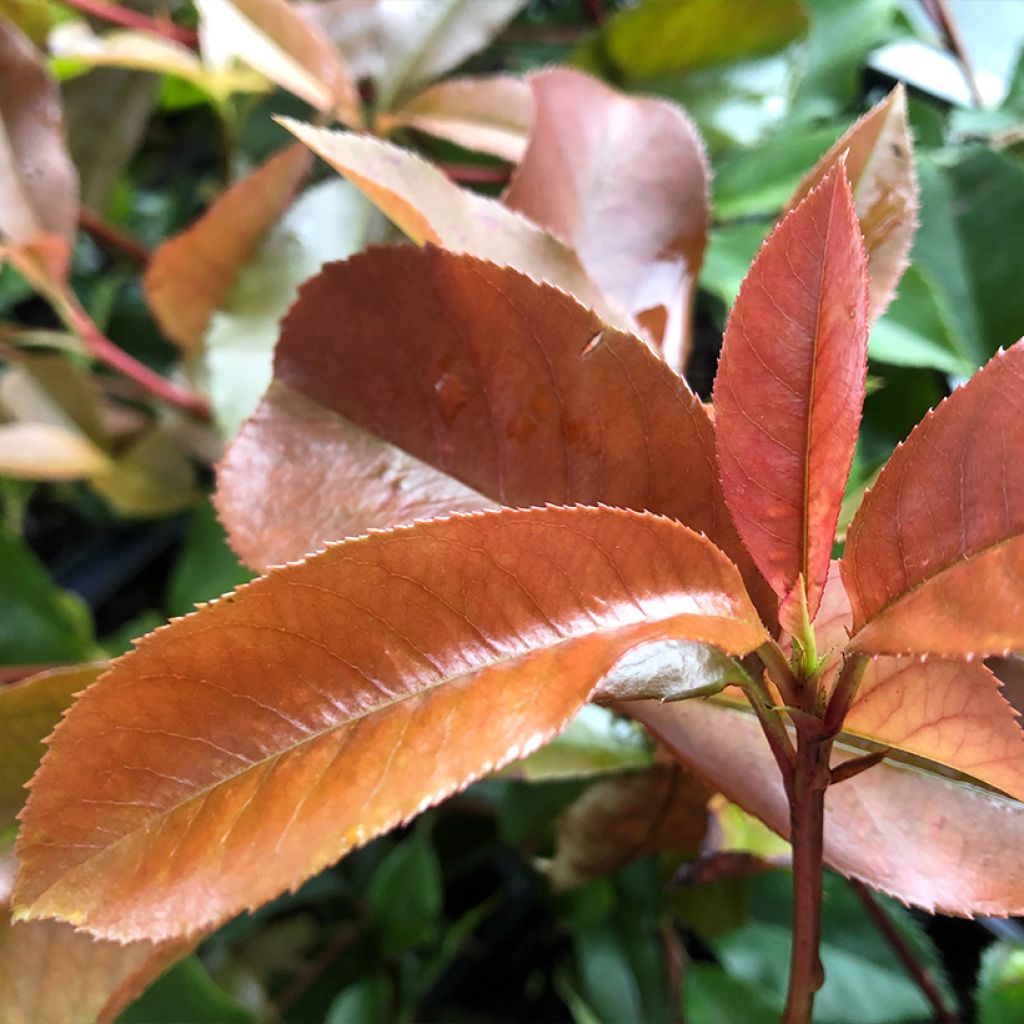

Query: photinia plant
left=13, top=124, right=1024, bottom=1024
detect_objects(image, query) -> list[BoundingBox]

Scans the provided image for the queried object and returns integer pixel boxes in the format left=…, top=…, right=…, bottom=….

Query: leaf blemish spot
left=581, top=331, right=605, bottom=357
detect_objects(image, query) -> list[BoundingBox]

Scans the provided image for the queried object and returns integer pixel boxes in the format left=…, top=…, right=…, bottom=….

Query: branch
left=849, top=879, right=957, bottom=1023
left=824, top=653, right=869, bottom=735
left=757, top=639, right=801, bottom=707
left=60, top=0, right=200, bottom=49
left=63, top=297, right=211, bottom=420
left=78, top=208, right=151, bottom=265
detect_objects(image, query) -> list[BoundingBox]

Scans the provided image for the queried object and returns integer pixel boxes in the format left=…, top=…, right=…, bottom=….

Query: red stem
left=783, top=731, right=830, bottom=1023
left=65, top=299, right=211, bottom=419
left=438, top=163, right=511, bottom=186
left=60, top=0, right=199, bottom=48
left=78, top=208, right=151, bottom=265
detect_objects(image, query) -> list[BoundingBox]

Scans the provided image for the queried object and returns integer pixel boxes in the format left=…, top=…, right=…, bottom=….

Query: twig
left=824, top=654, right=869, bottom=735
left=78, top=208, right=151, bottom=266
left=920, top=0, right=983, bottom=106
left=849, top=879, right=957, bottom=1022
left=581, top=0, right=605, bottom=24
left=60, top=0, right=200, bottom=49
left=63, top=298, right=211, bottom=420
left=438, top=163, right=511, bottom=187
left=829, top=749, right=889, bottom=786
left=756, top=639, right=801, bottom=707
left=660, top=919, right=686, bottom=1024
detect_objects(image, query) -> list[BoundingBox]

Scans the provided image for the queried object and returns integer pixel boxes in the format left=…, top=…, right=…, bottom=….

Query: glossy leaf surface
left=380, top=74, right=532, bottom=162
left=197, top=0, right=361, bottom=126
left=218, top=246, right=731, bottom=572
left=0, top=664, right=103, bottom=834
left=785, top=86, right=918, bottom=320
left=504, top=69, right=709, bottom=371
left=145, top=144, right=311, bottom=352
left=844, top=341, right=1024, bottom=656
left=632, top=699, right=1024, bottom=915
left=714, top=163, right=868, bottom=628
left=278, top=120, right=625, bottom=328
left=15, top=505, right=765, bottom=941
left=0, top=20, right=78, bottom=276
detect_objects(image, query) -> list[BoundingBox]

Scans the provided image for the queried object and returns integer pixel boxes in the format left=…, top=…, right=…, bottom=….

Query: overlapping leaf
left=504, top=69, right=709, bottom=371
left=197, top=0, right=362, bottom=127
left=0, top=664, right=103, bottom=835
left=379, top=74, right=532, bottom=162
left=145, top=143, right=311, bottom=352
left=844, top=340, right=1024, bottom=656
left=631, top=698, right=1024, bottom=915
left=0, top=20, right=78, bottom=279
left=785, top=86, right=918, bottom=320
left=278, top=120, right=627, bottom=328
left=217, top=246, right=735, bottom=577
left=14, top=504, right=766, bottom=941
left=714, top=163, right=869, bottom=629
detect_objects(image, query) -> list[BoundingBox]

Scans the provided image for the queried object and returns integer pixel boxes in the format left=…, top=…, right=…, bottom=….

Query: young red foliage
left=714, top=163, right=869, bottom=630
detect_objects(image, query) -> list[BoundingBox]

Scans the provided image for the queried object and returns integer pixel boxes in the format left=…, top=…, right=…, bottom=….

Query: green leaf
left=573, top=0, right=808, bottom=83
left=943, top=146, right=1024, bottom=358
left=116, top=955, right=256, bottom=1024
left=713, top=872, right=953, bottom=1024
left=713, top=122, right=843, bottom=219
left=367, top=824, right=443, bottom=954
left=868, top=265, right=974, bottom=376
left=977, top=941, right=1024, bottom=1024
left=572, top=923, right=646, bottom=1024
left=325, top=977, right=391, bottom=1024
left=166, top=499, right=254, bottom=618
left=685, top=963, right=778, bottom=1024
left=0, top=526, right=96, bottom=663
left=701, top=221, right=768, bottom=306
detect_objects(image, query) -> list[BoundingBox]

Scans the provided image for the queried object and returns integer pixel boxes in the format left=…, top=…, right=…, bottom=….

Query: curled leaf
left=785, top=85, right=918, bottom=321
left=504, top=68, right=710, bottom=370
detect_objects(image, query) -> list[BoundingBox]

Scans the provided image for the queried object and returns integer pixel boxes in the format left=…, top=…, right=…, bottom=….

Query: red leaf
left=632, top=698, right=1024, bottom=916
left=14, top=505, right=765, bottom=942
left=714, top=162, right=869, bottom=630
left=844, top=340, right=1024, bottom=656
left=504, top=68, right=709, bottom=371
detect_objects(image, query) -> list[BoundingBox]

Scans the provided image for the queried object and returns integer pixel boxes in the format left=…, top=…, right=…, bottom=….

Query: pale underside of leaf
left=379, top=74, right=532, bottom=163
left=504, top=67, right=710, bottom=371
left=0, top=20, right=78, bottom=275
left=0, top=420, right=111, bottom=480
left=15, top=505, right=765, bottom=942
left=277, top=119, right=629, bottom=329
left=844, top=341, right=1024, bottom=655
left=197, top=0, right=361, bottom=126
left=785, top=85, right=918, bottom=321
left=714, top=163, right=868, bottom=629
left=631, top=698, right=1024, bottom=915
left=145, top=143, right=311, bottom=351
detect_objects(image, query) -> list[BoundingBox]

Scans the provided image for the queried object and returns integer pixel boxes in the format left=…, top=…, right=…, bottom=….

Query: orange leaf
left=14, top=505, right=765, bottom=942
left=218, top=247, right=728, bottom=571
left=504, top=68, right=710, bottom=371
left=0, top=664, right=104, bottom=834
left=785, top=86, right=917, bottom=321
left=844, top=340, right=1024, bottom=656
left=797, top=564, right=1024, bottom=803
left=631, top=698, right=1024, bottom=916
left=379, top=74, right=532, bottom=163
left=0, top=20, right=79, bottom=280
left=145, top=143, right=311, bottom=351
left=277, top=120, right=629, bottom=329
left=714, top=162, right=868, bottom=630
